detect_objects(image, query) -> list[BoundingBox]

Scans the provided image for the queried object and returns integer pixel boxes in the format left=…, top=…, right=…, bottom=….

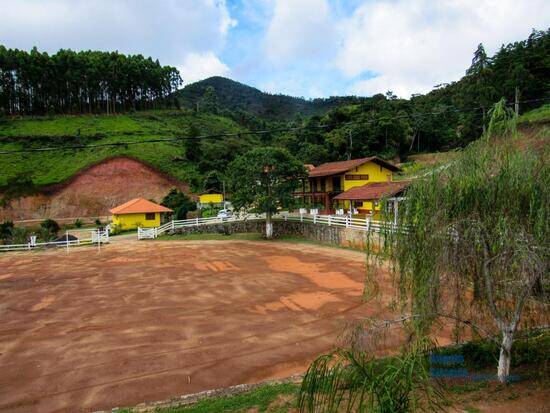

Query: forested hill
left=175, top=76, right=359, bottom=121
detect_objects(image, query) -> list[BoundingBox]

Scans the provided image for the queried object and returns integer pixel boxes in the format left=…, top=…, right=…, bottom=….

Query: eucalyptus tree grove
left=0, top=47, right=181, bottom=115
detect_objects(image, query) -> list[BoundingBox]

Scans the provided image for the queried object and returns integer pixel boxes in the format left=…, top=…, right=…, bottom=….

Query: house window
left=332, top=176, right=341, bottom=191
left=320, top=178, right=326, bottom=192
left=145, top=213, right=156, bottom=220
left=345, top=174, right=369, bottom=180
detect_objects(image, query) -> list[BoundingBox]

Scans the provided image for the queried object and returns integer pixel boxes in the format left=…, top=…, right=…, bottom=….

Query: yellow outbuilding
left=198, top=192, right=224, bottom=208
left=110, top=198, right=172, bottom=230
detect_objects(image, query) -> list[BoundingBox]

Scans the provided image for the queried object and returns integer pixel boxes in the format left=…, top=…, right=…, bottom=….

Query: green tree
left=183, top=124, right=203, bottom=162
left=161, top=188, right=196, bottom=220
left=199, top=85, right=219, bottom=114
left=383, top=100, right=548, bottom=383
left=40, top=219, right=60, bottom=240
left=227, top=147, right=306, bottom=238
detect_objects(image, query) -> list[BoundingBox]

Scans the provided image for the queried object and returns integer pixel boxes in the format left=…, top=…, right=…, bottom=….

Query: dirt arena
left=0, top=240, right=432, bottom=412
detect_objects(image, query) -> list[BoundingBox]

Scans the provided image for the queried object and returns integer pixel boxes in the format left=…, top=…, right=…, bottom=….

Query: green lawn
left=118, top=382, right=298, bottom=413
left=0, top=110, right=249, bottom=187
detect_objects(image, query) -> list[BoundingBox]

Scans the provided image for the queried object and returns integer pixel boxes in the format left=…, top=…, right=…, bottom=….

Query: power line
left=0, top=97, right=548, bottom=156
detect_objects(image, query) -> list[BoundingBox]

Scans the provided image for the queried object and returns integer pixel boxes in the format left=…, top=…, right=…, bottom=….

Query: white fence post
left=171, top=220, right=175, bottom=231
left=328, top=215, right=332, bottom=226
left=196, top=217, right=199, bottom=227
left=300, top=213, right=303, bottom=223
left=366, top=216, right=370, bottom=232
left=345, top=216, right=350, bottom=228
left=313, top=214, right=317, bottom=224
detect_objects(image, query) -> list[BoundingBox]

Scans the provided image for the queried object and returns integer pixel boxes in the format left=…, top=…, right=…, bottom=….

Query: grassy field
left=120, top=382, right=298, bottom=413
left=0, top=110, right=248, bottom=187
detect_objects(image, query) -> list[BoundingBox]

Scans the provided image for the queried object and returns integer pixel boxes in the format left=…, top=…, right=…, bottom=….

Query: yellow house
left=296, top=157, right=406, bottom=214
left=198, top=192, right=224, bottom=208
left=110, top=198, right=173, bottom=230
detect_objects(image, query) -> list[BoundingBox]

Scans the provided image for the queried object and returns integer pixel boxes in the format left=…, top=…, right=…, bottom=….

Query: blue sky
left=1, top=0, right=548, bottom=98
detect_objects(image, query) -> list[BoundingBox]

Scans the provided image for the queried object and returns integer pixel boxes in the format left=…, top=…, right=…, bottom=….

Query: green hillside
left=176, top=76, right=359, bottom=121
left=0, top=110, right=250, bottom=188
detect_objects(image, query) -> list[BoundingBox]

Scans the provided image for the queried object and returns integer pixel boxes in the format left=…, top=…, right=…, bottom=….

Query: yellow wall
left=112, top=212, right=160, bottom=230
left=199, top=193, right=223, bottom=204
left=342, top=162, right=394, bottom=191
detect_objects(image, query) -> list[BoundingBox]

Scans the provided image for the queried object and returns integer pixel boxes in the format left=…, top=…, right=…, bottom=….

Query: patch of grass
left=449, top=382, right=488, bottom=394
left=151, top=383, right=297, bottom=413
left=463, top=406, right=481, bottom=413
left=0, top=110, right=248, bottom=187
left=517, top=104, right=550, bottom=125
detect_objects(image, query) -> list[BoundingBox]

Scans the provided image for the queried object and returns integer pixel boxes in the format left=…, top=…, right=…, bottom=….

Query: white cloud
left=216, top=0, right=238, bottom=34
left=0, top=0, right=236, bottom=72
left=264, top=0, right=340, bottom=64
left=178, top=52, right=230, bottom=84
left=337, top=0, right=550, bottom=97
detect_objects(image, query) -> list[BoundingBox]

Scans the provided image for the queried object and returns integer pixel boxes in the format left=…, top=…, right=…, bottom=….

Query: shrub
left=0, top=220, right=14, bottom=242
left=10, top=227, right=31, bottom=244
left=40, top=219, right=60, bottom=238
left=73, top=218, right=83, bottom=228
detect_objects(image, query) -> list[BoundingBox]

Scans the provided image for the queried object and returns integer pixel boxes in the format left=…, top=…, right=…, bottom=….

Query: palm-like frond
left=298, top=337, right=444, bottom=413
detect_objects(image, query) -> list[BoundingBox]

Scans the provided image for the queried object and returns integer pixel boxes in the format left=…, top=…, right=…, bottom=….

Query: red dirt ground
left=0, top=240, right=450, bottom=413
left=0, top=157, right=189, bottom=222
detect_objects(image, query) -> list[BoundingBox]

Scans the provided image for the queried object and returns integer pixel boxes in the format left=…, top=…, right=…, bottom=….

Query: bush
left=0, top=220, right=14, bottom=242
left=95, top=218, right=103, bottom=227
left=73, top=218, right=83, bottom=228
left=436, top=329, right=549, bottom=369
left=10, top=227, right=31, bottom=244
left=40, top=219, right=60, bottom=239
left=201, top=207, right=220, bottom=218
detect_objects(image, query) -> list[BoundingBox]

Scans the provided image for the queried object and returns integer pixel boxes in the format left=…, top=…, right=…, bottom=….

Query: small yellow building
left=198, top=192, right=224, bottom=208
left=110, top=198, right=172, bottom=230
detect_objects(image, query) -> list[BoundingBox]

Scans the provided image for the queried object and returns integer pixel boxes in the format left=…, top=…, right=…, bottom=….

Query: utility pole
left=347, top=129, right=352, bottom=160
left=514, top=86, right=520, bottom=115
left=222, top=180, right=226, bottom=209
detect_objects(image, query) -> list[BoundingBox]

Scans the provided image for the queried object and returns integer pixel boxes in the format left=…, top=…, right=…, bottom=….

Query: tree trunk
left=265, top=212, right=273, bottom=239
left=497, top=327, right=514, bottom=383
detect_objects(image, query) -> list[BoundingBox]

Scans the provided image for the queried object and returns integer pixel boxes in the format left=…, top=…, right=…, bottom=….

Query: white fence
left=0, top=228, right=109, bottom=253
left=137, top=214, right=264, bottom=239
left=137, top=212, right=396, bottom=240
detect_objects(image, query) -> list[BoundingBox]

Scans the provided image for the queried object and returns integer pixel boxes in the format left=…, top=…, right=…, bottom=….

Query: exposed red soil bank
left=0, top=157, right=189, bottom=222
left=0, top=240, right=442, bottom=413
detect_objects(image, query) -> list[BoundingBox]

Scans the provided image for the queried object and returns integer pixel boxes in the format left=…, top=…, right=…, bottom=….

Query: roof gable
left=333, top=181, right=410, bottom=201
left=109, top=198, right=173, bottom=214
left=309, top=157, right=400, bottom=177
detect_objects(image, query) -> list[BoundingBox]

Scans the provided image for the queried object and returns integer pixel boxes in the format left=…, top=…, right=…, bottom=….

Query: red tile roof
left=308, top=157, right=401, bottom=177
left=333, top=181, right=410, bottom=201
left=109, top=198, right=173, bottom=215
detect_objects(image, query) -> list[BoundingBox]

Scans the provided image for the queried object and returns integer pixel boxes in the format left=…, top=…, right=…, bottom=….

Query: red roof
left=309, top=157, right=401, bottom=177
left=109, top=198, right=173, bottom=214
left=333, top=181, right=410, bottom=201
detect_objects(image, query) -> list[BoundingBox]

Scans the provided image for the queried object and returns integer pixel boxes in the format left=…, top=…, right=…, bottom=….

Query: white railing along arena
left=137, top=212, right=397, bottom=240
left=0, top=228, right=109, bottom=253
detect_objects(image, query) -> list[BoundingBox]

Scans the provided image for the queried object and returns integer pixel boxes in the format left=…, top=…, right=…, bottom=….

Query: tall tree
left=227, top=147, right=306, bottom=238
left=384, top=100, right=549, bottom=382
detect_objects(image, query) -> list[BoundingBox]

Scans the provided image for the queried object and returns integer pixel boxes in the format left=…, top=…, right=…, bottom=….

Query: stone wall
left=171, top=219, right=384, bottom=251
